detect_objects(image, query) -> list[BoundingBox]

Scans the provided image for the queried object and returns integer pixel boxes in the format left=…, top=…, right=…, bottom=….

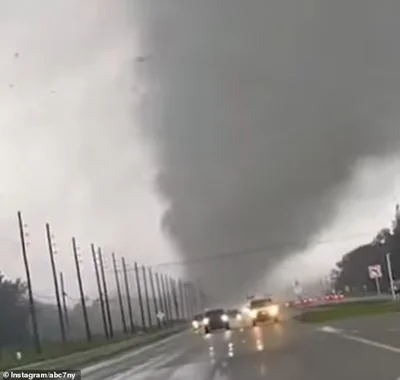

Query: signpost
left=156, top=311, right=165, bottom=323
left=293, top=280, right=302, bottom=300
left=368, top=264, right=382, bottom=295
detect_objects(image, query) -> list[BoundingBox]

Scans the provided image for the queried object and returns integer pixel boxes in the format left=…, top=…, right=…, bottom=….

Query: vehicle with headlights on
left=202, top=309, right=230, bottom=334
left=191, top=314, right=204, bottom=332
left=249, top=297, right=280, bottom=326
left=227, top=308, right=244, bottom=328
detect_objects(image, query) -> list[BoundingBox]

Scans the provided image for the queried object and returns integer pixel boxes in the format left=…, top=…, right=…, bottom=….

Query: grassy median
left=0, top=325, right=186, bottom=371
left=294, top=301, right=400, bottom=323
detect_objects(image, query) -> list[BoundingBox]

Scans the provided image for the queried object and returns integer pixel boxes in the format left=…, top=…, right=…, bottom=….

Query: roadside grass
left=309, top=298, right=390, bottom=310
left=0, top=324, right=185, bottom=370
left=294, top=301, right=400, bottom=323
left=0, top=335, right=124, bottom=370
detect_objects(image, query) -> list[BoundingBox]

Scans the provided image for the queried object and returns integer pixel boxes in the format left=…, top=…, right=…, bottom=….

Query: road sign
left=293, top=280, right=302, bottom=295
left=368, top=265, right=382, bottom=279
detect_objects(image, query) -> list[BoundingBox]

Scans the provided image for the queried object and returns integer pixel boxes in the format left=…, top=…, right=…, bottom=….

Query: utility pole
left=134, top=262, right=146, bottom=330
left=98, top=247, right=113, bottom=338
left=171, top=278, right=180, bottom=320
left=193, top=282, right=200, bottom=313
left=46, top=223, right=66, bottom=343
left=142, top=266, right=153, bottom=328
left=59, top=272, right=70, bottom=334
left=155, top=272, right=166, bottom=327
left=72, top=237, right=91, bottom=342
left=165, top=276, right=174, bottom=321
left=17, top=211, right=41, bottom=354
left=189, top=282, right=198, bottom=314
left=122, top=257, right=135, bottom=334
left=91, top=244, right=108, bottom=339
left=112, top=253, right=127, bottom=334
left=197, top=280, right=206, bottom=311
left=178, top=279, right=186, bottom=320
left=386, top=252, right=396, bottom=300
left=160, top=274, right=171, bottom=324
left=375, top=277, right=381, bottom=295
left=149, top=268, right=161, bottom=328
left=184, top=282, right=193, bottom=317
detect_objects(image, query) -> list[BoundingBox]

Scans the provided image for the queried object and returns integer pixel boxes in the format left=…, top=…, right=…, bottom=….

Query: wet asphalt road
left=82, top=315, right=400, bottom=379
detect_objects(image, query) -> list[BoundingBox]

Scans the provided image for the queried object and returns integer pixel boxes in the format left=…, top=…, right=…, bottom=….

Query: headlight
left=236, top=313, right=242, bottom=321
left=267, top=305, right=279, bottom=316
left=203, top=317, right=210, bottom=325
left=221, top=314, right=228, bottom=322
left=250, top=310, right=257, bottom=318
left=192, top=321, right=199, bottom=328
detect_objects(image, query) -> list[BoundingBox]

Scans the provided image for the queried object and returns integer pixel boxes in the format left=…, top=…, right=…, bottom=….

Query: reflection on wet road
left=83, top=318, right=400, bottom=379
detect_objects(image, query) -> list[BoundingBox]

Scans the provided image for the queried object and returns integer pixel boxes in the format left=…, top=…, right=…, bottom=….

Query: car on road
left=285, top=300, right=296, bottom=308
left=323, top=292, right=344, bottom=302
left=191, top=314, right=204, bottom=331
left=249, top=297, right=281, bottom=326
left=203, top=308, right=230, bottom=334
left=227, top=308, right=244, bottom=328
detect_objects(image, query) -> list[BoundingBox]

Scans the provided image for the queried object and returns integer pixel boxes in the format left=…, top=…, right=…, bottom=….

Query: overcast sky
left=0, top=1, right=181, bottom=303
left=2, top=1, right=400, bottom=304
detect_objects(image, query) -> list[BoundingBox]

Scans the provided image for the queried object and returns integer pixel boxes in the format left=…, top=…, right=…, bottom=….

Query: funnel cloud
left=136, top=1, right=400, bottom=302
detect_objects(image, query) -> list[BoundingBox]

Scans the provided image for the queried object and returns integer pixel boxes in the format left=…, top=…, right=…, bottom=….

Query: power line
left=149, top=231, right=376, bottom=268
left=28, top=232, right=377, bottom=301
left=103, top=231, right=375, bottom=274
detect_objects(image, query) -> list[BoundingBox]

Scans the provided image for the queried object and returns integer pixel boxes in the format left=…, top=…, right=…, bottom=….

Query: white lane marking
left=318, top=326, right=400, bottom=354
left=319, top=326, right=340, bottom=333
left=81, top=330, right=188, bottom=375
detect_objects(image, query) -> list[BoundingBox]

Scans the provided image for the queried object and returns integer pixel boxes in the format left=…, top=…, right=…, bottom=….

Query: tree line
left=333, top=205, right=400, bottom=294
left=0, top=213, right=199, bottom=358
left=0, top=270, right=194, bottom=355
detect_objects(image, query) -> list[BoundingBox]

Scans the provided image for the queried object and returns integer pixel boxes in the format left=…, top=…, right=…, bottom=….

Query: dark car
left=227, top=309, right=242, bottom=319
left=203, top=308, right=230, bottom=334
left=249, top=297, right=280, bottom=326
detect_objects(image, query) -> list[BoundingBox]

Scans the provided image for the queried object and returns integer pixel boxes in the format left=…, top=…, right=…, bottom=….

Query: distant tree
left=334, top=204, right=400, bottom=293
left=0, top=273, right=30, bottom=347
left=372, top=227, right=392, bottom=246
left=36, top=302, right=64, bottom=342
left=334, top=244, right=386, bottom=293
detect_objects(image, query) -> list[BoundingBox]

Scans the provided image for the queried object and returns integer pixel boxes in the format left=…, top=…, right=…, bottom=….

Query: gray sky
left=136, top=0, right=400, bottom=302
left=0, top=1, right=180, bottom=302
left=2, top=1, right=400, bottom=304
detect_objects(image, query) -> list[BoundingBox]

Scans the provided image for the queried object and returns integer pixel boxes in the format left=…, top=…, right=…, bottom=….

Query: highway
left=82, top=313, right=400, bottom=379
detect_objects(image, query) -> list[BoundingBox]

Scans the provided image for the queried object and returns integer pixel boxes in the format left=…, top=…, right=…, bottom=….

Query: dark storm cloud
left=136, top=0, right=400, bottom=302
